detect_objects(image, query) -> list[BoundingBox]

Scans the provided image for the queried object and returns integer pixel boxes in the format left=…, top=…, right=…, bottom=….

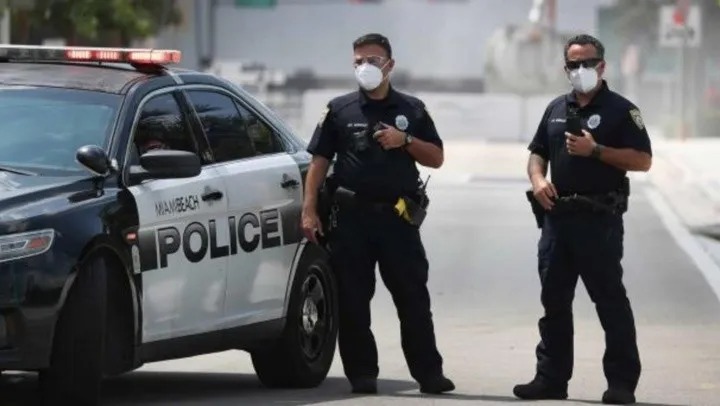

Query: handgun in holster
left=525, top=189, right=546, bottom=229
left=315, top=176, right=339, bottom=247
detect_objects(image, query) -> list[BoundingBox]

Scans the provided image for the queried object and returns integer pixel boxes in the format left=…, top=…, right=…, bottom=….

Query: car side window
left=233, top=100, right=286, bottom=156
left=132, top=92, right=198, bottom=159
left=186, top=90, right=256, bottom=163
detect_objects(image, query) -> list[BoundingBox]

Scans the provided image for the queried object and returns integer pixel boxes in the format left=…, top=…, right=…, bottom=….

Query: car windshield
left=0, top=86, right=121, bottom=176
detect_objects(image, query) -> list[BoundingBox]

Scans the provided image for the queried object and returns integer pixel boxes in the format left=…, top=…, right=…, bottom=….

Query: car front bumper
left=0, top=249, right=71, bottom=371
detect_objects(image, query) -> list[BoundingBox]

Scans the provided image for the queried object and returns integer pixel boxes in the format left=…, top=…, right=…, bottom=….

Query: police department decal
left=587, top=114, right=601, bottom=129
left=395, top=114, right=409, bottom=131
left=629, top=109, right=645, bottom=130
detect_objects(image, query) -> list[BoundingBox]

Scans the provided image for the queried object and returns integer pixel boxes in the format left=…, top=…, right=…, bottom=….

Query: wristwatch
left=590, top=143, right=604, bottom=159
left=404, top=132, right=413, bottom=146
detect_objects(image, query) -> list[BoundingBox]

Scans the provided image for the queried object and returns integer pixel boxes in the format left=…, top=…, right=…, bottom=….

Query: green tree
left=11, top=0, right=182, bottom=46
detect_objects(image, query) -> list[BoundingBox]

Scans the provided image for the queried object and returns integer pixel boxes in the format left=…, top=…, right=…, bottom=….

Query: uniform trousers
left=328, top=201, right=444, bottom=383
left=534, top=211, right=641, bottom=392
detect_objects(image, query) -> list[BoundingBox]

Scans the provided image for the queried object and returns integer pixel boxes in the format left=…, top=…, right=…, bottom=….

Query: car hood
left=0, top=171, right=81, bottom=197
left=0, top=171, right=93, bottom=224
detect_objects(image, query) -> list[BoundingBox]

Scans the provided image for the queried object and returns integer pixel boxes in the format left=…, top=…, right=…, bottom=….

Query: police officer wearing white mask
left=301, top=33, right=455, bottom=395
left=516, top=34, right=652, bottom=405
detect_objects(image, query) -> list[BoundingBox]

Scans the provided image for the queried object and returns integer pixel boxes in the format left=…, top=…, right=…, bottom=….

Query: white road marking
left=645, top=187, right=720, bottom=304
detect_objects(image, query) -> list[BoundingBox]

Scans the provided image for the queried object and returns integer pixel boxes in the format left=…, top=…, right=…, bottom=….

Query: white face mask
left=568, top=65, right=599, bottom=94
left=354, top=63, right=386, bottom=91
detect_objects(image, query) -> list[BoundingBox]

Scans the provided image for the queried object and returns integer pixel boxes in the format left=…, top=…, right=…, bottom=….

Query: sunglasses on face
left=353, top=55, right=387, bottom=68
left=565, top=58, right=602, bottom=70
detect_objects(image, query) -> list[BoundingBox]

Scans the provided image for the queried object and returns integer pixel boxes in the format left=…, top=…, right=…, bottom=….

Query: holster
left=525, top=189, right=546, bottom=229
left=315, top=176, right=340, bottom=247
left=396, top=195, right=427, bottom=227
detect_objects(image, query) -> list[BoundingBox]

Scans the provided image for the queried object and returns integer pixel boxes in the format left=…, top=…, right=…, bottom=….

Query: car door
left=182, top=87, right=303, bottom=328
left=125, top=90, right=230, bottom=343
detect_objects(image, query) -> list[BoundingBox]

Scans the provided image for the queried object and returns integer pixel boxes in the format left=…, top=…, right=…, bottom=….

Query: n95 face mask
left=568, top=66, right=598, bottom=94
left=355, top=63, right=385, bottom=91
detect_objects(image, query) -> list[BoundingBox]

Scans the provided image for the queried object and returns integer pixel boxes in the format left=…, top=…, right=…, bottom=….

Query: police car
left=0, top=45, right=338, bottom=404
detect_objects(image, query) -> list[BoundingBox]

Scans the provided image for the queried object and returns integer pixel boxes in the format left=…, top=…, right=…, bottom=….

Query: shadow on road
left=575, top=400, right=689, bottom=406
left=0, top=372, right=692, bottom=406
left=1, top=371, right=418, bottom=405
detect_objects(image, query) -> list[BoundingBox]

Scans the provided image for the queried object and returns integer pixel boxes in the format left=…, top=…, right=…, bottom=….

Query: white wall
left=299, top=89, right=557, bottom=143
left=209, top=0, right=615, bottom=78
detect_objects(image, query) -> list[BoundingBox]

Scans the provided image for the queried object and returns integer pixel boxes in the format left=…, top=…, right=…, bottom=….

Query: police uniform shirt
left=528, top=80, right=652, bottom=195
left=307, top=86, right=443, bottom=200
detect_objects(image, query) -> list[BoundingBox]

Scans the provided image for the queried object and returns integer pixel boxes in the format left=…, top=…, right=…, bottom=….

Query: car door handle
left=280, top=175, right=299, bottom=189
left=201, top=188, right=224, bottom=201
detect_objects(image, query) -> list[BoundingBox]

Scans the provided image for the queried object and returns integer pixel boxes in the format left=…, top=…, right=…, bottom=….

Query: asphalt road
left=2, top=173, right=719, bottom=405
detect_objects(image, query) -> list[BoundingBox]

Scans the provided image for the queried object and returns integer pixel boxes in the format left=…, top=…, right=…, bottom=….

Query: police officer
left=514, top=34, right=652, bottom=405
left=300, top=33, right=454, bottom=395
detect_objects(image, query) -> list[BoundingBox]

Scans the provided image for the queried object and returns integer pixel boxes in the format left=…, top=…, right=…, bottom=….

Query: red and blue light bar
left=0, top=45, right=182, bottom=65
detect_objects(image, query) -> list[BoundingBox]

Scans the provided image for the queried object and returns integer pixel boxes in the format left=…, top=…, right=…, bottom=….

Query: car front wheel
left=39, top=255, right=108, bottom=405
left=251, top=246, right=338, bottom=388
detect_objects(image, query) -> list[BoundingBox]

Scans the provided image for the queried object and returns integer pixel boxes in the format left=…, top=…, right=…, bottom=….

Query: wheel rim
left=298, top=267, right=330, bottom=362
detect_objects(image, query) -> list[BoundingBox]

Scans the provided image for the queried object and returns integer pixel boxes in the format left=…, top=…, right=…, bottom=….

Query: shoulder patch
left=629, top=108, right=644, bottom=130
left=317, top=107, right=329, bottom=128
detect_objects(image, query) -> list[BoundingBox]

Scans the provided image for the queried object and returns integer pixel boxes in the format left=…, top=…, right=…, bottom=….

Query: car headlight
left=0, top=229, right=55, bottom=263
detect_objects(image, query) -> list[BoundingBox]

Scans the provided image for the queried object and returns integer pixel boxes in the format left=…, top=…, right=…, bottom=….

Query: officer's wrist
left=302, top=201, right=317, bottom=213
left=403, top=132, right=413, bottom=147
left=590, top=143, right=604, bottom=159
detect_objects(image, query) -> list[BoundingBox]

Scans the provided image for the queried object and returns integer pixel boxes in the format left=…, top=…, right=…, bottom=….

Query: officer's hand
left=531, top=176, right=558, bottom=210
left=565, top=130, right=596, bottom=157
left=373, top=123, right=406, bottom=150
left=301, top=209, right=323, bottom=245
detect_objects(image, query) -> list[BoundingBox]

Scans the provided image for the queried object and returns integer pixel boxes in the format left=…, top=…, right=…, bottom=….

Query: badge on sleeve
left=395, top=114, right=409, bottom=131
left=629, top=108, right=645, bottom=130
left=587, top=114, right=601, bottom=129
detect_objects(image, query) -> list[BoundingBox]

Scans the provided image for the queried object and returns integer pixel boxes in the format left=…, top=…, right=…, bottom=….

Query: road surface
left=2, top=156, right=719, bottom=405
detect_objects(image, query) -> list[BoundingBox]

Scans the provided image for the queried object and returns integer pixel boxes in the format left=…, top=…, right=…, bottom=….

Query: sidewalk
left=647, top=136, right=720, bottom=234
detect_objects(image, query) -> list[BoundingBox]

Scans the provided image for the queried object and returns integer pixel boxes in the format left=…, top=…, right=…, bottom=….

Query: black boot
left=419, top=375, right=455, bottom=394
left=513, top=378, right=568, bottom=400
left=350, top=377, right=377, bottom=394
left=602, top=387, right=636, bottom=404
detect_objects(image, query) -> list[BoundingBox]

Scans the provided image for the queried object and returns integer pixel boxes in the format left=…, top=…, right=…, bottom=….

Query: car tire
left=251, top=247, right=338, bottom=388
left=39, top=255, right=108, bottom=405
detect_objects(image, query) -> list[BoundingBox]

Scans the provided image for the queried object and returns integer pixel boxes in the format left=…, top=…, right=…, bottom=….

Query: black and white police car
left=0, top=45, right=338, bottom=404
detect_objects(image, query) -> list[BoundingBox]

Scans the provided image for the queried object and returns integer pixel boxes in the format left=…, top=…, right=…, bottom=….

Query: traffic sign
left=659, top=4, right=701, bottom=47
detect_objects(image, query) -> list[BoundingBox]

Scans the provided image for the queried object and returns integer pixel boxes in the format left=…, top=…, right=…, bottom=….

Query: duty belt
left=552, top=191, right=628, bottom=215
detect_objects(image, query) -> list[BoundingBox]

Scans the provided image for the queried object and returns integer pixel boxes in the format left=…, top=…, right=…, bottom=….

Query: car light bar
left=0, top=45, right=181, bottom=65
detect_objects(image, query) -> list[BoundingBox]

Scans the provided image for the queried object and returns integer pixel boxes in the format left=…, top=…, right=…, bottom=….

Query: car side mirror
left=76, top=145, right=112, bottom=177
left=128, top=149, right=201, bottom=184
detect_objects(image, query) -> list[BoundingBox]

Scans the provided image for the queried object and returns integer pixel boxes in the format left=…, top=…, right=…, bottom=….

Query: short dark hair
left=564, top=34, right=605, bottom=60
left=353, top=33, right=392, bottom=59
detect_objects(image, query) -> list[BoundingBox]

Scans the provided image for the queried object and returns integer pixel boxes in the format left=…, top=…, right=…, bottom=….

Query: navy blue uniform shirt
left=527, top=80, right=652, bottom=195
left=307, top=86, right=443, bottom=200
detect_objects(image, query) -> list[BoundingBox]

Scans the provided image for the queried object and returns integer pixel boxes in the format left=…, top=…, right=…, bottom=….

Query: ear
left=597, top=60, right=606, bottom=76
